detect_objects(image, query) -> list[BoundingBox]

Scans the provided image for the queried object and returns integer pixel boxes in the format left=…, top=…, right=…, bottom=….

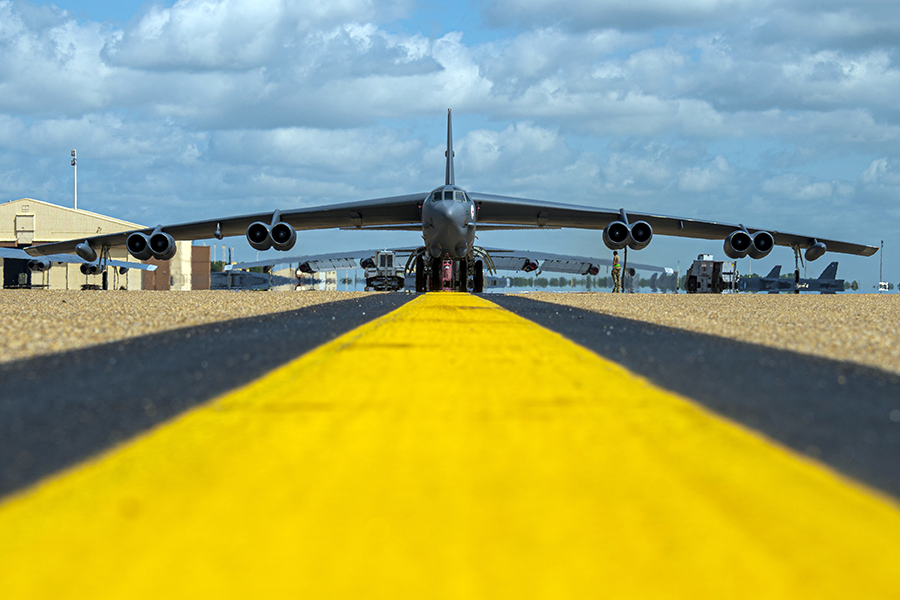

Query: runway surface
left=0, top=294, right=411, bottom=495
left=491, top=295, right=900, bottom=498
left=1, top=292, right=899, bottom=597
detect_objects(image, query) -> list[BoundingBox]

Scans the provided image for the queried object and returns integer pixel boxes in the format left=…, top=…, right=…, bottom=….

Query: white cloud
left=0, top=0, right=897, bottom=283
left=678, top=155, right=732, bottom=192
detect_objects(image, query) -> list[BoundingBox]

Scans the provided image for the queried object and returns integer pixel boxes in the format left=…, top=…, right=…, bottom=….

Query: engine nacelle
left=271, top=222, right=297, bottom=252
left=723, top=229, right=753, bottom=259
left=522, top=260, right=539, bottom=273
left=628, top=221, right=653, bottom=250
left=603, top=221, right=630, bottom=250
left=247, top=221, right=273, bottom=251
left=27, top=258, right=51, bottom=272
left=298, top=261, right=317, bottom=273
left=805, top=241, right=827, bottom=262
left=150, top=231, right=177, bottom=261
left=247, top=218, right=297, bottom=252
left=126, top=232, right=154, bottom=260
left=586, top=265, right=600, bottom=276
left=358, top=258, right=375, bottom=270
left=127, top=228, right=176, bottom=261
left=603, top=220, right=653, bottom=251
left=80, top=262, right=101, bottom=275
left=725, top=229, right=775, bottom=260
left=748, top=231, right=775, bottom=259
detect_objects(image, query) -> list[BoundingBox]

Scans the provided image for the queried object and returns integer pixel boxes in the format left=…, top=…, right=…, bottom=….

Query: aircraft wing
left=0, top=248, right=157, bottom=271
left=23, top=188, right=877, bottom=260
left=469, top=192, right=879, bottom=257
left=24, top=193, right=428, bottom=258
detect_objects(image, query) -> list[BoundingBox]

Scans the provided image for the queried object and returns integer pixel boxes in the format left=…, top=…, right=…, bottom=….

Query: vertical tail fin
left=818, top=262, right=838, bottom=280
left=445, top=108, right=455, bottom=186
left=765, top=265, right=781, bottom=279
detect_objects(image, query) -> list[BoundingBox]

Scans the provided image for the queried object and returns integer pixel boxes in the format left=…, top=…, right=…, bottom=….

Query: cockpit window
left=431, top=189, right=469, bottom=202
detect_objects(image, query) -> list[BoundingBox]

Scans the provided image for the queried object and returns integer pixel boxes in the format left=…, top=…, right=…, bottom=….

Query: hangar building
left=0, top=198, right=209, bottom=290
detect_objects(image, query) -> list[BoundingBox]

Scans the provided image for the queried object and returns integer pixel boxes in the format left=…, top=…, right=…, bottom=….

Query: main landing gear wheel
left=415, top=256, right=425, bottom=293
left=474, top=260, right=484, bottom=293
left=431, top=257, right=442, bottom=291
left=458, top=259, right=468, bottom=292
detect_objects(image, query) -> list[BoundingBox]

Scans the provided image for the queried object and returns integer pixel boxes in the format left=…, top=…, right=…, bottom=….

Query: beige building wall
left=1, top=198, right=155, bottom=289
left=169, top=241, right=193, bottom=291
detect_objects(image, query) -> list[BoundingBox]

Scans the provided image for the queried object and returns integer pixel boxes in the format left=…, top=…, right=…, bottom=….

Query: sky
left=1, top=0, right=899, bottom=286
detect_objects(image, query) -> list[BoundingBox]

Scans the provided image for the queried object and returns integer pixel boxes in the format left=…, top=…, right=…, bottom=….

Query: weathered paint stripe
left=1, top=293, right=898, bottom=598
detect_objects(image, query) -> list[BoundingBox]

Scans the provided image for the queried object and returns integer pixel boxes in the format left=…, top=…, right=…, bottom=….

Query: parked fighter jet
left=738, top=262, right=844, bottom=294
left=25, top=110, right=878, bottom=292
left=648, top=269, right=679, bottom=293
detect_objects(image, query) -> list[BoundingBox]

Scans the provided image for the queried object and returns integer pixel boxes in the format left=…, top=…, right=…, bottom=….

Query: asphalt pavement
left=3, top=292, right=898, bottom=502
left=0, top=294, right=412, bottom=496
left=491, top=294, right=900, bottom=499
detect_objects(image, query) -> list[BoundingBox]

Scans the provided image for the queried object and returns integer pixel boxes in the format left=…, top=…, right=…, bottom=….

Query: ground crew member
left=612, top=250, right=621, bottom=293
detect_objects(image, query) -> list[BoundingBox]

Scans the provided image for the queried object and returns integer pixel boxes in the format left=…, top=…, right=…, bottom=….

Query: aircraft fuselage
left=421, top=185, right=477, bottom=260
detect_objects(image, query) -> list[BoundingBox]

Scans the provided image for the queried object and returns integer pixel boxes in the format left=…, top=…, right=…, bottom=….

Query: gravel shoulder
left=0, top=290, right=384, bottom=364
left=512, top=292, right=900, bottom=375
left=4, top=290, right=899, bottom=376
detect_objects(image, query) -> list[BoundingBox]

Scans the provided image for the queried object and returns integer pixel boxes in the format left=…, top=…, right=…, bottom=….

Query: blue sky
left=2, top=0, right=899, bottom=286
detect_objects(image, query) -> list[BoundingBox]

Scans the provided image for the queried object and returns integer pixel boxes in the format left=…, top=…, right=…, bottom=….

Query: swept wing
left=470, top=193, right=878, bottom=257
left=25, top=194, right=427, bottom=258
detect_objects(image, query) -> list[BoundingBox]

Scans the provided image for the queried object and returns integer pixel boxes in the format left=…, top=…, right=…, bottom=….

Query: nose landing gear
left=407, top=248, right=489, bottom=293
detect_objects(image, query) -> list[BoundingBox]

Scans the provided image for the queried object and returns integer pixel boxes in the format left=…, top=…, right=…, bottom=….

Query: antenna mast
left=71, top=149, right=77, bottom=210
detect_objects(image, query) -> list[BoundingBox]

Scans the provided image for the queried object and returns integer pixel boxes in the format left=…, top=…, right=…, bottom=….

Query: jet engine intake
left=150, top=231, right=177, bottom=261
left=80, top=262, right=101, bottom=275
left=27, top=258, right=51, bottom=272
left=247, top=212, right=297, bottom=252
left=724, top=229, right=775, bottom=260
left=586, top=265, right=600, bottom=276
left=271, top=222, right=297, bottom=252
left=723, top=229, right=753, bottom=259
left=603, top=220, right=653, bottom=250
left=246, top=221, right=272, bottom=251
left=603, top=221, right=630, bottom=250
left=126, top=232, right=154, bottom=260
left=522, top=260, right=539, bottom=273
left=127, top=227, right=176, bottom=261
left=628, top=221, right=653, bottom=250
left=749, top=231, right=775, bottom=259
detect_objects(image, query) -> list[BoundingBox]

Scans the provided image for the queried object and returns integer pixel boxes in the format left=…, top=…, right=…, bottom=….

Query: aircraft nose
left=427, top=200, right=468, bottom=258
left=431, top=200, right=466, bottom=228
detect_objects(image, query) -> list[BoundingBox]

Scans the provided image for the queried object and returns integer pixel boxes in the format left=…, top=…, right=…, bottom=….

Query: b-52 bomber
left=25, top=110, right=878, bottom=292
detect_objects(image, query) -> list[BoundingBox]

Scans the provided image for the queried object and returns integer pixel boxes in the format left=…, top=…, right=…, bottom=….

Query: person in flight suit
left=611, top=250, right=622, bottom=293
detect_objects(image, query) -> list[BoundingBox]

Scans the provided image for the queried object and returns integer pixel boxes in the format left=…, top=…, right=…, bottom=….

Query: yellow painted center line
left=1, top=293, right=898, bottom=598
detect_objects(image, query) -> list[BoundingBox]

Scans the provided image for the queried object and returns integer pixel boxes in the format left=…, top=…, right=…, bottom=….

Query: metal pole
left=70, top=150, right=77, bottom=210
